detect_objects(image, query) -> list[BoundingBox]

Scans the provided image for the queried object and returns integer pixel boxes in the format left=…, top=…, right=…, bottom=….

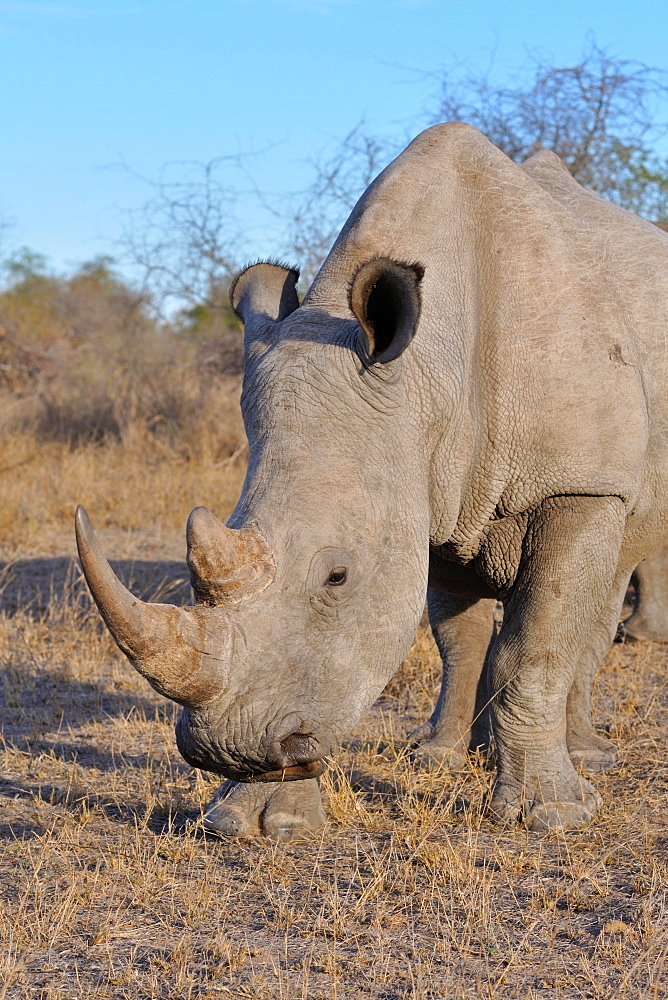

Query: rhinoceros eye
left=327, top=568, right=347, bottom=587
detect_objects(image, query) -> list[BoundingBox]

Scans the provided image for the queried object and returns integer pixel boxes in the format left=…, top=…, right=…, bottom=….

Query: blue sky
left=1, top=0, right=667, bottom=275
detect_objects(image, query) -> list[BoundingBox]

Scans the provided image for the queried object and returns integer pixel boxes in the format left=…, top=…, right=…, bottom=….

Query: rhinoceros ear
left=349, top=258, right=424, bottom=363
left=230, top=262, right=300, bottom=325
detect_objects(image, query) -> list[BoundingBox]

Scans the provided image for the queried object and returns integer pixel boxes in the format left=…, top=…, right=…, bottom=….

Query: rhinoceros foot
left=489, top=769, right=603, bottom=832
left=408, top=721, right=471, bottom=769
left=410, top=738, right=469, bottom=770
left=621, top=611, right=668, bottom=643
left=203, top=778, right=326, bottom=842
left=408, top=722, right=471, bottom=771
left=261, top=780, right=327, bottom=842
left=568, top=731, right=619, bottom=774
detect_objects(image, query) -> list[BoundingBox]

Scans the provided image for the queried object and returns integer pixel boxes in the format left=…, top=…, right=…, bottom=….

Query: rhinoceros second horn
left=186, top=506, right=275, bottom=606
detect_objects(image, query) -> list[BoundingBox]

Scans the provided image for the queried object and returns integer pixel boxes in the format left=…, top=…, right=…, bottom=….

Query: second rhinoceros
left=76, top=123, right=668, bottom=836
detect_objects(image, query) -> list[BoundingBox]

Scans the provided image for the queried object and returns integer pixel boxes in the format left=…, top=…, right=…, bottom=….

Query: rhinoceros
left=75, top=122, right=668, bottom=837
left=410, top=204, right=668, bottom=779
left=622, top=218, right=668, bottom=645
left=624, top=545, right=668, bottom=642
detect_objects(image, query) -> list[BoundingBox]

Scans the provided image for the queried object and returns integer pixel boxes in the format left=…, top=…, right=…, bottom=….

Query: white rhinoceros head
left=76, top=258, right=430, bottom=782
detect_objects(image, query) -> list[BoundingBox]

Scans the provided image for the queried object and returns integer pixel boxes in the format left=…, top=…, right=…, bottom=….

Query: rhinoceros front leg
left=566, top=566, right=634, bottom=773
left=203, top=778, right=326, bottom=842
left=411, top=591, right=496, bottom=767
left=489, top=496, right=626, bottom=831
left=623, top=544, right=668, bottom=642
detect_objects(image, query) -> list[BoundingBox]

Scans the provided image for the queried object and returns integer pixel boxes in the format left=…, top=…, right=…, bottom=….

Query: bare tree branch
left=283, top=123, right=400, bottom=286
left=117, top=157, right=248, bottom=315
left=116, top=39, right=668, bottom=316
left=433, top=37, right=668, bottom=217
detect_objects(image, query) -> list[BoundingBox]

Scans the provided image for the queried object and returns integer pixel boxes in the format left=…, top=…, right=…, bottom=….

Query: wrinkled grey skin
left=78, top=123, right=668, bottom=837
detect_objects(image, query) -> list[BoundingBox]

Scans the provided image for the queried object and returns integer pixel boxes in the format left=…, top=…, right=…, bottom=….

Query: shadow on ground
left=0, top=556, right=191, bottom=616
left=0, top=556, right=199, bottom=840
left=0, top=558, right=191, bottom=767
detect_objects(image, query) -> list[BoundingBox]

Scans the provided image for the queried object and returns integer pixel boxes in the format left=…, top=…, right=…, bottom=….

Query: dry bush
left=0, top=257, right=247, bottom=559
left=0, top=257, right=244, bottom=451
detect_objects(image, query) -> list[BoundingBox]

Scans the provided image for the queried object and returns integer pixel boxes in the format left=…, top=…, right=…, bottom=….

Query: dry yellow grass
left=0, top=530, right=667, bottom=998
left=0, top=258, right=247, bottom=560
left=0, top=380, right=246, bottom=561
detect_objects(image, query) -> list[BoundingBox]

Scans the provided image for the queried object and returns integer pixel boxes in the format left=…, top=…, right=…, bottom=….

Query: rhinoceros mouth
left=236, top=760, right=326, bottom=783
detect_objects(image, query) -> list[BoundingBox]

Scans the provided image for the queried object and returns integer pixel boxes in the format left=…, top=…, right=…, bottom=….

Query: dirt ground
left=0, top=545, right=667, bottom=1000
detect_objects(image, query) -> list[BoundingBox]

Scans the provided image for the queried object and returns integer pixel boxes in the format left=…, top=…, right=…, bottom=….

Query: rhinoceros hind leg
left=565, top=565, right=631, bottom=775
left=409, top=729, right=469, bottom=769
left=567, top=665, right=620, bottom=775
left=567, top=734, right=619, bottom=774
left=203, top=778, right=325, bottom=842
left=623, top=608, right=668, bottom=643
left=623, top=546, right=668, bottom=642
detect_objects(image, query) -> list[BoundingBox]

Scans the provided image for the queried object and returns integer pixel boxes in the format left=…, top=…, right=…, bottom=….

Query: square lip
left=234, top=760, right=326, bottom=783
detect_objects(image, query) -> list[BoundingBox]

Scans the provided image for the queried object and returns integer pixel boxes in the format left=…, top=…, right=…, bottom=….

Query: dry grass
left=0, top=257, right=247, bottom=560
left=0, top=562, right=666, bottom=998
left=0, top=337, right=247, bottom=562
left=0, top=392, right=246, bottom=561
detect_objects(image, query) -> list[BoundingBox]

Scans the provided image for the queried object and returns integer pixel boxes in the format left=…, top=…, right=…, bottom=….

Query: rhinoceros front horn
left=75, top=506, right=229, bottom=708
left=186, top=506, right=275, bottom=606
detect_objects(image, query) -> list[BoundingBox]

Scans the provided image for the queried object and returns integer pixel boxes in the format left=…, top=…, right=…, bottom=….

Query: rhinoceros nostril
left=279, top=731, right=315, bottom=765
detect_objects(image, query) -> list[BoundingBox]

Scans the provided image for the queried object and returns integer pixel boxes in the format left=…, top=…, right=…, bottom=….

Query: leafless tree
left=118, top=40, right=668, bottom=315
left=283, top=123, right=399, bottom=286
left=117, top=127, right=399, bottom=309
left=118, top=158, right=246, bottom=314
left=433, top=38, right=668, bottom=217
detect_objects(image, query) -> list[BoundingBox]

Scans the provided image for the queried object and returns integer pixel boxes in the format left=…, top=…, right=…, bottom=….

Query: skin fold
left=77, top=123, right=668, bottom=838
